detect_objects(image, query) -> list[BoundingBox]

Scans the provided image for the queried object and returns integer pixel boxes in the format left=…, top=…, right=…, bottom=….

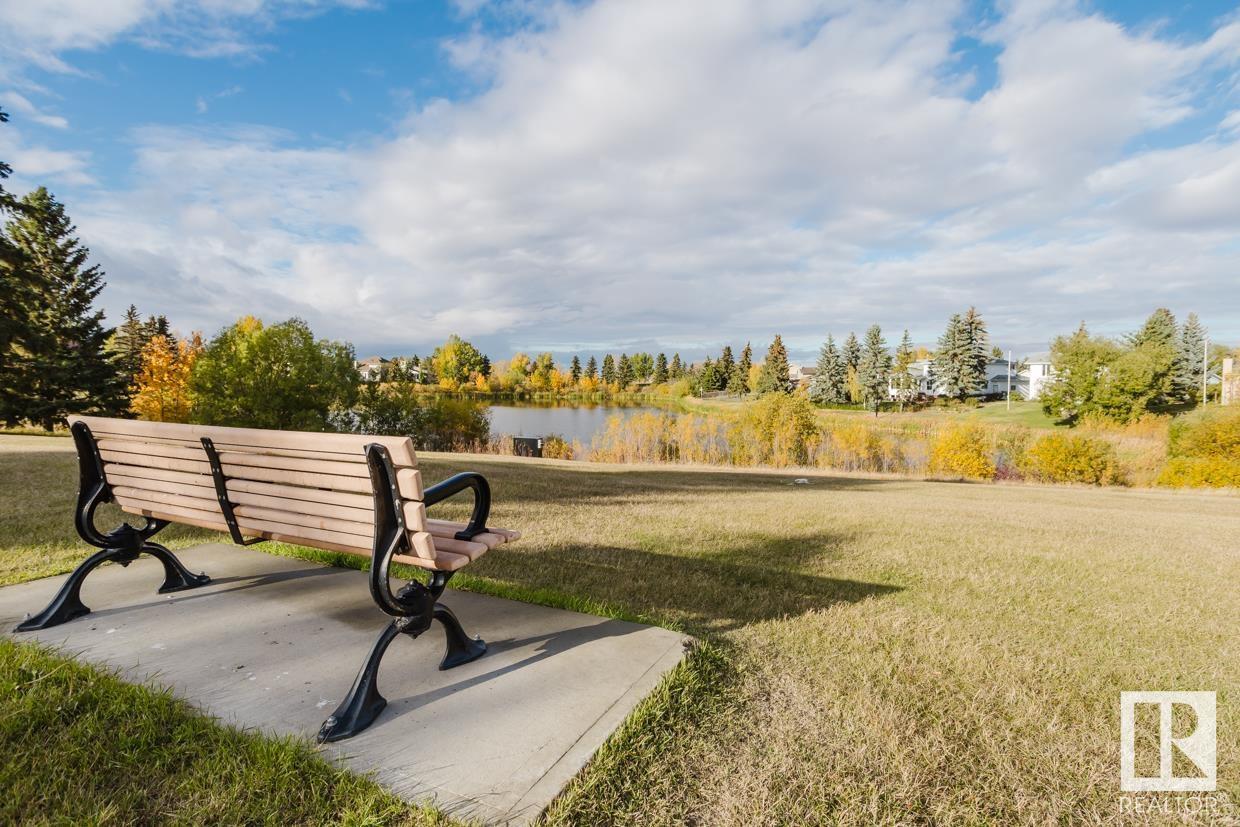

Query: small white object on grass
left=792, top=478, right=809, bottom=485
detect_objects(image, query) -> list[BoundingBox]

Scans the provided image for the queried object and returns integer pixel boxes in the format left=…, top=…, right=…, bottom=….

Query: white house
left=886, top=352, right=1055, bottom=400
left=356, top=356, right=389, bottom=381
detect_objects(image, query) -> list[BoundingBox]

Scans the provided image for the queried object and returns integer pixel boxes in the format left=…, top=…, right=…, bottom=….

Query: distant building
left=356, top=356, right=389, bottom=381
left=886, top=352, right=1054, bottom=400
left=355, top=355, right=423, bottom=382
left=788, top=363, right=817, bottom=389
left=1223, top=358, right=1239, bottom=406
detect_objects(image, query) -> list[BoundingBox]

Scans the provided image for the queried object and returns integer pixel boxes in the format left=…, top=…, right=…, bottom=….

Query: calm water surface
left=484, top=401, right=666, bottom=444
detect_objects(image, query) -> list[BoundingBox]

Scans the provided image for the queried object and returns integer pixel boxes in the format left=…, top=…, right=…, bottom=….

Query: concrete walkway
left=0, top=543, right=687, bottom=824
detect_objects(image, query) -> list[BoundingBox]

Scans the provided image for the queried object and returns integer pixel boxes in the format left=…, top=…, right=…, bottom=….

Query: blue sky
left=1, top=0, right=1239, bottom=362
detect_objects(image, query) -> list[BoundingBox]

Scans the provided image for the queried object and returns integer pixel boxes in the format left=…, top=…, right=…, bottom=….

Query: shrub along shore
left=479, top=395, right=1238, bottom=490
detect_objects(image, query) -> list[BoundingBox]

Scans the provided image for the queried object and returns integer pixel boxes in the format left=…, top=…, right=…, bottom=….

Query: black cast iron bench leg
left=13, top=421, right=211, bottom=633
left=317, top=445, right=489, bottom=743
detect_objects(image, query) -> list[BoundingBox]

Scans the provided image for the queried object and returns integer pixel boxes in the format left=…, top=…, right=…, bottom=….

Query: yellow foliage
left=130, top=333, right=202, bottom=423
left=1021, top=433, right=1124, bottom=485
left=1157, top=457, right=1240, bottom=488
left=928, top=424, right=995, bottom=480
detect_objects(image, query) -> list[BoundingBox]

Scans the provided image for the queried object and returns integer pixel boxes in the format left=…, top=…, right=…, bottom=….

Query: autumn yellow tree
left=130, top=333, right=203, bottom=422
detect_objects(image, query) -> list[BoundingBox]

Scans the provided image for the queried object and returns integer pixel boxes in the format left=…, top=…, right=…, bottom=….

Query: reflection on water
left=485, top=400, right=667, bottom=444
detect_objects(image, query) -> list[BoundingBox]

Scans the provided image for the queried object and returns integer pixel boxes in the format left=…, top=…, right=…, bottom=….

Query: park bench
left=14, top=415, right=520, bottom=742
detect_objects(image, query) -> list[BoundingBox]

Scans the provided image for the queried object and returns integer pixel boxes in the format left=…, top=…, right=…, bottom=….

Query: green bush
left=1020, top=433, right=1124, bottom=485
left=928, top=424, right=994, bottom=480
left=1157, top=457, right=1240, bottom=488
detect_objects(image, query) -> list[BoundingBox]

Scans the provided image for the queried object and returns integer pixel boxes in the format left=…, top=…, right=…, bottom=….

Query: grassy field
left=1, top=434, right=1237, bottom=824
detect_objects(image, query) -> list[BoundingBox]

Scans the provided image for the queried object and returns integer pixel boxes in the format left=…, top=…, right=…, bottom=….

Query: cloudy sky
left=1, top=0, right=1238, bottom=361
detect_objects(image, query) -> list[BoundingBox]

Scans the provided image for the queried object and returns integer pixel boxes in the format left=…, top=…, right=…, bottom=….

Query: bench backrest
left=71, top=416, right=441, bottom=563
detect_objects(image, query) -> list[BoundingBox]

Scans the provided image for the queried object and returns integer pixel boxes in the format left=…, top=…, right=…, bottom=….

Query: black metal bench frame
left=14, top=421, right=497, bottom=743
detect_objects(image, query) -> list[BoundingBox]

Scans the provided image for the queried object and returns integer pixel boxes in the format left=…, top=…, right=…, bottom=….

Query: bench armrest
left=423, top=472, right=491, bottom=541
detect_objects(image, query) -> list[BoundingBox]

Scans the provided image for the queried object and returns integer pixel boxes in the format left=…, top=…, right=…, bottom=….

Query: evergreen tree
left=961, top=306, right=990, bottom=395
left=857, top=324, right=891, bottom=414
left=1175, top=313, right=1206, bottom=402
left=480, top=354, right=491, bottom=377
left=670, top=352, right=682, bottom=378
left=601, top=354, right=616, bottom=384
left=736, top=342, right=752, bottom=393
left=891, top=329, right=917, bottom=410
left=755, top=334, right=791, bottom=394
left=143, top=314, right=170, bottom=340
left=698, top=356, right=720, bottom=394
left=3, top=187, right=125, bottom=428
left=570, top=354, right=582, bottom=383
left=0, top=107, right=34, bottom=424
left=718, top=345, right=735, bottom=381
left=585, top=355, right=598, bottom=381
left=931, top=309, right=989, bottom=399
left=617, top=353, right=633, bottom=387
left=109, top=304, right=149, bottom=382
left=843, top=332, right=861, bottom=372
left=631, top=352, right=653, bottom=381
left=808, top=334, right=846, bottom=404
left=1127, top=307, right=1178, bottom=405
left=653, top=352, right=668, bottom=384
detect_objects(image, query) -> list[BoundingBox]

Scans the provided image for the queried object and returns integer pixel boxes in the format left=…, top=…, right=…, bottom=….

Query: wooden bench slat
left=97, top=437, right=205, bottom=460
left=104, top=465, right=214, bottom=489
left=218, top=450, right=370, bottom=478
left=227, top=490, right=378, bottom=524
left=224, top=479, right=373, bottom=509
left=113, top=486, right=220, bottom=515
left=100, top=450, right=211, bottom=475
left=116, top=501, right=229, bottom=533
left=75, top=416, right=418, bottom=467
left=425, top=519, right=521, bottom=541
left=232, top=504, right=374, bottom=539
left=427, top=535, right=489, bottom=561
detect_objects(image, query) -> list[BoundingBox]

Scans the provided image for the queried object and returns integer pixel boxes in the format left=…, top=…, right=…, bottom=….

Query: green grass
left=2, top=434, right=1238, bottom=824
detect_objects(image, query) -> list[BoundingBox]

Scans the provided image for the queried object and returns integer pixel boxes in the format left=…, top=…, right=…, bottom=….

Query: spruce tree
left=698, top=356, right=719, bottom=394
left=0, top=108, right=34, bottom=424
left=670, top=353, right=682, bottom=378
left=617, top=353, right=633, bottom=387
left=960, top=307, right=990, bottom=396
left=601, top=354, right=616, bottom=384
left=570, top=355, right=582, bottom=383
left=808, top=334, right=846, bottom=405
left=109, top=304, right=148, bottom=382
left=653, top=352, right=668, bottom=384
left=718, top=345, right=735, bottom=381
left=736, top=342, right=752, bottom=393
left=4, top=187, right=125, bottom=428
left=858, top=324, right=891, bottom=414
left=891, top=329, right=917, bottom=410
left=755, top=335, right=791, bottom=394
left=843, top=332, right=860, bottom=372
left=1128, top=308, right=1178, bottom=405
left=1175, top=313, right=1205, bottom=402
left=931, top=313, right=965, bottom=398
left=585, top=355, right=598, bottom=381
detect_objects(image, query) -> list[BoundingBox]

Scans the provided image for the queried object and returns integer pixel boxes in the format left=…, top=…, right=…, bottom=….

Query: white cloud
left=0, top=122, right=92, bottom=185
left=0, top=0, right=376, bottom=77
left=0, top=91, right=69, bottom=129
left=53, top=0, right=1240, bottom=353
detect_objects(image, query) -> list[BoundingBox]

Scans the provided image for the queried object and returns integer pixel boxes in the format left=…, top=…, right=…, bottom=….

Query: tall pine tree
left=0, top=107, right=33, bottom=424
left=653, top=352, right=668, bottom=384
left=842, top=332, right=861, bottom=371
left=569, top=354, right=582, bottom=383
left=617, top=353, right=633, bottom=386
left=932, top=309, right=989, bottom=398
left=808, top=333, right=846, bottom=404
left=109, top=304, right=149, bottom=383
left=4, top=187, right=125, bottom=428
left=735, top=342, right=752, bottom=393
left=585, top=355, right=598, bottom=381
left=601, top=354, right=615, bottom=384
left=670, top=353, right=682, bottom=378
left=755, top=334, right=791, bottom=394
left=961, top=307, right=990, bottom=395
left=1175, top=313, right=1205, bottom=402
left=858, top=324, right=891, bottom=414
left=891, top=329, right=917, bottom=410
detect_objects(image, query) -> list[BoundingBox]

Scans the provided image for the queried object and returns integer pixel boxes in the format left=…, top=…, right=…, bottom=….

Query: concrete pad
left=0, top=543, right=688, bottom=824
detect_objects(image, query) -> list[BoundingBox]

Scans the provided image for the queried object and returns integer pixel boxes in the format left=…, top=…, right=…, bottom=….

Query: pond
left=484, top=400, right=668, bottom=445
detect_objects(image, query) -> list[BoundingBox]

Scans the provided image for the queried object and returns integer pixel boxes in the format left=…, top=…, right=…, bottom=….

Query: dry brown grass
left=2, top=435, right=1238, bottom=824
